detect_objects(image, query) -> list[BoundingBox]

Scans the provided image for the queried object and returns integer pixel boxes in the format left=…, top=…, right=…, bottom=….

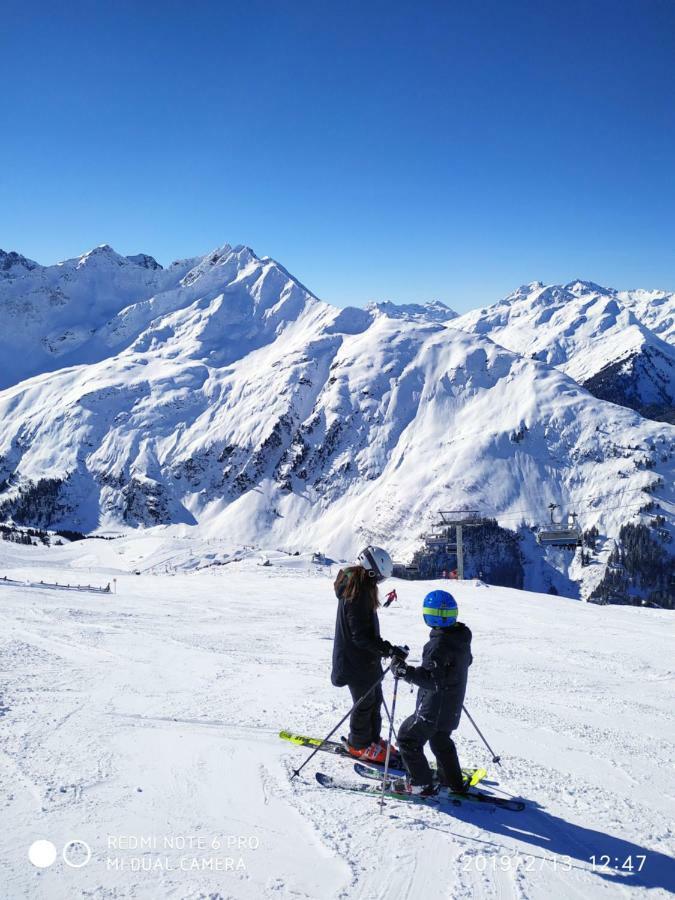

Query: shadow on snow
left=396, top=795, right=674, bottom=892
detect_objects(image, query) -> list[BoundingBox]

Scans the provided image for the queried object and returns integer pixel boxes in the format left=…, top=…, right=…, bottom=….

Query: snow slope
left=0, top=536, right=673, bottom=899
left=453, top=281, right=675, bottom=422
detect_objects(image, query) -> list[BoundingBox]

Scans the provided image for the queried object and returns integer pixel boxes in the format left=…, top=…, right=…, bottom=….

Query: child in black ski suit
left=391, top=590, right=472, bottom=794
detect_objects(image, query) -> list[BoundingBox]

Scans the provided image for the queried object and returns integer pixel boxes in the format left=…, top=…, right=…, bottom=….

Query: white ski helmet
left=357, top=545, right=394, bottom=581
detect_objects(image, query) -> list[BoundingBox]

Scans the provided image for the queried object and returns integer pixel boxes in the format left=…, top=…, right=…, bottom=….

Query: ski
left=354, top=760, right=488, bottom=789
left=354, top=763, right=525, bottom=810
left=316, top=770, right=525, bottom=811
left=316, top=771, right=448, bottom=806
left=279, top=729, right=404, bottom=771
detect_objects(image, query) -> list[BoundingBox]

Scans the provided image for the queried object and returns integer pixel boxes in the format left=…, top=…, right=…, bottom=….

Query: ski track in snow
left=0, top=537, right=673, bottom=900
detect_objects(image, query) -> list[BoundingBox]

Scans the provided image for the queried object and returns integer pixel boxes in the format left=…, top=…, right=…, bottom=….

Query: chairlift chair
left=535, top=505, right=582, bottom=547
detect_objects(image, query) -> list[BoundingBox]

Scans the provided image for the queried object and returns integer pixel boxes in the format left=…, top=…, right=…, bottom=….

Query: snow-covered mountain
left=0, top=249, right=40, bottom=277
left=0, top=247, right=673, bottom=600
left=618, top=286, right=675, bottom=344
left=453, top=280, right=675, bottom=423
left=366, top=299, right=457, bottom=323
left=0, top=244, right=258, bottom=388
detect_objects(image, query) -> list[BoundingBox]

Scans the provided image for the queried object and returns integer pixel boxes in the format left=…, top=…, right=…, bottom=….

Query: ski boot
left=378, top=736, right=398, bottom=755
left=391, top=777, right=439, bottom=798
left=341, top=738, right=388, bottom=764
left=441, top=774, right=471, bottom=796
left=409, top=782, right=440, bottom=798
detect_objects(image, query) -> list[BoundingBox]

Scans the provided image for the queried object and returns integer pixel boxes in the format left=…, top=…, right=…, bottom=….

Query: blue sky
left=1, top=0, right=674, bottom=312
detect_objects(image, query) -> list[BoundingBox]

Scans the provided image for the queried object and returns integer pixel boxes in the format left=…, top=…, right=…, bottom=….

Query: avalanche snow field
left=0, top=537, right=673, bottom=900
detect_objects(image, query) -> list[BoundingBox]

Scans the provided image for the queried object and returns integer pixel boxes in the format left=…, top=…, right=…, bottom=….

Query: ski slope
left=0, top=536, right=673, bottom=899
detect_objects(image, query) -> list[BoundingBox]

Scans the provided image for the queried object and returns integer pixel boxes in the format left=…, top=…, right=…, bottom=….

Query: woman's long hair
left=343, top=565, right=380, bottom=611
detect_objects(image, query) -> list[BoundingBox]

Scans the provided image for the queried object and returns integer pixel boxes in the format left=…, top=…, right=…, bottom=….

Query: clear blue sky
left=1, top=0, right=674, bottom=311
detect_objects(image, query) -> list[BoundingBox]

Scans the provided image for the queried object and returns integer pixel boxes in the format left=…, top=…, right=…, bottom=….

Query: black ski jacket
left=331, top=567, right=390, bottom=687
left=403, top=623, right=472, bottom=732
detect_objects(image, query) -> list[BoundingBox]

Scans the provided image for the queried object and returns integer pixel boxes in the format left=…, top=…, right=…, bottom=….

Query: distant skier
left=391, top=590, right=472, bottom=796
left=331, top=545, right=406, bottom=763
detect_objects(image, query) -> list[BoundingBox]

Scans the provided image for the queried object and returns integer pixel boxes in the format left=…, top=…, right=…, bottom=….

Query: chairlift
left=535, top=504, right=582, bottom=547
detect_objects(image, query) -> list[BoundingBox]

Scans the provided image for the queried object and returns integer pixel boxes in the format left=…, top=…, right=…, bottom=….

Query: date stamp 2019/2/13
left=461, top=854, right=648, bottom=874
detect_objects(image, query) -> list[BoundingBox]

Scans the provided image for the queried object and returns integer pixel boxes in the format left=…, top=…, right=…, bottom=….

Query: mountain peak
left=206, top=244, right=259, bottom=266
left=506, top=280, right=617, bottom=305
left=125, top=253, right=163, bottom=270
left=504, top=282, right=544, bottom=303
left=0, top=249, right=40, bottom=275
left=178, top=243, right=267, bottom=289
left=232, top=244, right=258, bottom=259
left=75, top=244, right=128, bottom=269
left=564, top=279, right=615, bottom=296
left=367, top=299, right=457, bottom=323
left=76, top=244, right=166, bottom=271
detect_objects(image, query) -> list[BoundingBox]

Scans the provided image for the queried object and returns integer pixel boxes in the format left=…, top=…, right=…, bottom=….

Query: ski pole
left=379, top=672, right=399, bottom=813
left=462, top=705, right=502, bottom=766
left=290, top=665, right=392, bottom=780
left=381, top=645, right=409, bottom=738
left=381, top=696, right=398, bottom=740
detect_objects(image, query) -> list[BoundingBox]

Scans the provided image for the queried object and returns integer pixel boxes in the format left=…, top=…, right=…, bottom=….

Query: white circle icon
left=28, top=840, right=57, bottom=868
left=62, top=839, right=92, bottom=868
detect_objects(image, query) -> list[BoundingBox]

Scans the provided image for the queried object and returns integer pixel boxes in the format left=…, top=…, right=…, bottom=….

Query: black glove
left=391, top=657, right=410, bottom=679
left=382, top=642, right=408, bottom=660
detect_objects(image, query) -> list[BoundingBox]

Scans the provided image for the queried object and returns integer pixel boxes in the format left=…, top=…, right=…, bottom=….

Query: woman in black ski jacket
left=331, top=545, right=402, bottom=763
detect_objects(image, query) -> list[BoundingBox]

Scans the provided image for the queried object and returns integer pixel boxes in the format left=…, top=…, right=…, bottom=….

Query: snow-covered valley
left=0, top=536, right=673, bottom=899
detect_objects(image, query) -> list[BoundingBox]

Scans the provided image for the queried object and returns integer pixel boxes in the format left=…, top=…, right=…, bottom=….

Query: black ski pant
left=398, top=714, right=463, bottom=790
left=347, top=673, right=383, bottom=749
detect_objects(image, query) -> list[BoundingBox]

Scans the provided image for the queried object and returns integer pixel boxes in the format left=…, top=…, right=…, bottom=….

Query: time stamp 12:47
left=462, top=854, right=647, bottom=872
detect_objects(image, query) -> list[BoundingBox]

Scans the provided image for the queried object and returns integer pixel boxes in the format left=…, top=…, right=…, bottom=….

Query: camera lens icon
left=28, top=840, right=57, bottom=868
left=63, top=840, right=92, bottom=868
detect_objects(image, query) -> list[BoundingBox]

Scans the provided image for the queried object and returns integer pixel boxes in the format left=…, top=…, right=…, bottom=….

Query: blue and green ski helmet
left=423, top=590, right=458, bottom=628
